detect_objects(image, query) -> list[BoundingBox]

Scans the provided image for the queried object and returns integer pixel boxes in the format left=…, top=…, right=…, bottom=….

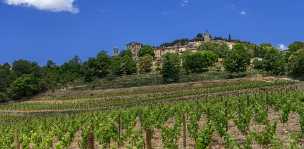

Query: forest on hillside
left=1, top=41, right=304, bottom=102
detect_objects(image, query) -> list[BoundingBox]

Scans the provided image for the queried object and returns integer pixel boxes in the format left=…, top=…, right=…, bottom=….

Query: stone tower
left=113, top=48, right=119, bottom=56
left=127, top=42, right=143, bottom=60
left=203, top=31, right=211, bottom=42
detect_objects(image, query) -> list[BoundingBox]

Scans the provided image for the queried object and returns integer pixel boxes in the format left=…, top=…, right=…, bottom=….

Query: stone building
left=127, top=42, right=143, bottom=60
left=113, top=48, right=120, bottom=56
left=154, top=32, right=236, bottom=60
left=154, top=41, right=201, bottom=60
left=203, top=32, right=212, bottom=42
left=128, top=32, right=238, bottom=61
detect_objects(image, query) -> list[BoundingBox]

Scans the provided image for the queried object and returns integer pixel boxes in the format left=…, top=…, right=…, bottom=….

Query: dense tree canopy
left=110, top=55, right=137, bottom=76
left=224, top=44, right=250, bottom=73
left=0, top=64, right=16, bottom=92
left=0, top=40, right=303, bottom=102
left=139, top=45, right=155, bottom=57
left=139, top=55, right=153, bottom=74
left=121, top=55, right=137, bottom=75
left=42, top=60, right=60, bottom=91
left=183, top=51, right=218, bottom=73
left=253, top=45, right=286, bottom=75
left=120, top=49, right=132, bottom=57
left=111, top=56, right=123, bottom=76
left=288, top=49, right=304, bottom=80
left=199, top=42, right=229, bottom=58
left=8, top=74, right=45, bottom=100
left=288, top=41, right=304, bottom=53
left=12, top=59, right=41, bottom=77
left=162, top=53, right=181, bottom=83
left=95, top=52, right=112, bottom=78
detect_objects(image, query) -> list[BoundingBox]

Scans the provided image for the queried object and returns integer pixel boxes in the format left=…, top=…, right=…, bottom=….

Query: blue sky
left=0, top=0, right=303, bottom=65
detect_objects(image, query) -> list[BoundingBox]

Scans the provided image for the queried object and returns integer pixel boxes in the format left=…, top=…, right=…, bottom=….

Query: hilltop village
left=124, top=32, right=241, bottom=61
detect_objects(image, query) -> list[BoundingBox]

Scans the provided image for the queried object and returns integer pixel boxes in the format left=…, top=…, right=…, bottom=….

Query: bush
left=162, top=53, right=181, bottom=83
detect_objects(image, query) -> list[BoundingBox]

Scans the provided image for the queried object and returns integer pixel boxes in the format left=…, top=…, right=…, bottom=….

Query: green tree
left=224, top=44, right=250, bottom=73
left=46, top=60, right=57, bottom=69
left=0, top=92, right=8, bottom=102
left=120, top=49, right=132, bottom=57
left=183, top=51, right=218, bottom=73
left=162, top=53, right=181, bottom=83
left=8, top=74, right=45, bottom=100
left=95, top=52, right=112, bottom=78
left=254, top=43, right=272, bottom=58
left=253, top=45, right=286, bottom=75
left=121, top=55, right=137, bottom=75
left=60, top=56, right=83, bottom=83
left=288, top=49, right=304, bottom=80
left=0, top=64, right=16, bottom=92
left=199, top=42, right=229, bottom=58
left=288, top=41, right=304, bottom=53
left=42, top=60, right=60, bottom=91
left=139, top=45, right=155, bottom=57
left=139, top=55, right=153, bottom=74
left=12, top=59, right=41, bottom=77
left=82, top=58, right=97, bottom=82
left=111, top=56, right=123, bottom=76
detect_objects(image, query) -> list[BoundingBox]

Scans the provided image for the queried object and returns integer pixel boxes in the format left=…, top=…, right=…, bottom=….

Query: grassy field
left=1, top=77, right=304, bottom=148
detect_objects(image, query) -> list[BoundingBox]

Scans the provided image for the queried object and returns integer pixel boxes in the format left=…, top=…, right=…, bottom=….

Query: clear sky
left=0, top=0, right=303, bottom=65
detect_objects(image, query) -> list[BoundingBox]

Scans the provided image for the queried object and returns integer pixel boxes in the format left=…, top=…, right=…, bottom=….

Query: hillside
left=2, top=77, right=304, bottom=148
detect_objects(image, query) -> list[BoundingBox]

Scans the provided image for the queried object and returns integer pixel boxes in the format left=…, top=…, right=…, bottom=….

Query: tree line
left=1, top=41, right=304, bottom=102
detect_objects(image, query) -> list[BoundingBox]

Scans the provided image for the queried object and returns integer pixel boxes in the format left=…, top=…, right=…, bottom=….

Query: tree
left=111, top=56, right=123, bottom=76
left=288, top=49, right=304, bottom=80
left=199, top=42, right=229, bottom=58
left=162, top=53, right=181, bottom=83
left=254, top=43, right=272, bottom=58
left=95, top=52, right=112, bottom=78
left=139, top=55, right=153, bottom=74
left=120, top=49, right=132, bottom=57
left=46, top=60, right=57, bottom=69
left=12, top=59, right=41, bottom=77
left=288, top=41, right=304, bottom=53
left=82, top=58, right=97, bottom=82
left=60, top=56, right=83, bottom=83
left=121, top=55, right=137, bottom=75
left=0, top=92, right=8, bottom=102
left=224, top=44, right=250, bottom=73
left=253, top=45, right=286, bottom=75
left=139, top=45, right=155, bottom=57
left=0, top=64, right=16, bottom=92
left=42, top=60, right=60, bottom=91
left=8, top=74, right=45, bottom=100
left=183, top=51, right=218, bottom=73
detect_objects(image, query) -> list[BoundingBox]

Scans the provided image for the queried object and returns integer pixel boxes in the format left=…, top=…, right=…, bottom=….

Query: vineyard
left=1, top=79, right=304, bottom=148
